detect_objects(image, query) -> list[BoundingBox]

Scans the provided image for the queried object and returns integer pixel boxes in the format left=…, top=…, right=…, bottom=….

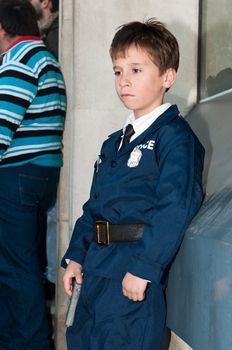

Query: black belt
left=95, top=220, right=144, bottom=245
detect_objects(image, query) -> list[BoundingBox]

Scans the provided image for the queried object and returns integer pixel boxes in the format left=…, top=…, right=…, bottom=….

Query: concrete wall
left=202, top=0, right=232, bottom=79
left=55, top=1, right=199, bottom=349
left=200, top=0, right=232, bottom=99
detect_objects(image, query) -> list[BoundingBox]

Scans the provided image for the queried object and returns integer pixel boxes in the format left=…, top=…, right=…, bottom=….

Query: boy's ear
left=163, top=68, right=176, bottom=89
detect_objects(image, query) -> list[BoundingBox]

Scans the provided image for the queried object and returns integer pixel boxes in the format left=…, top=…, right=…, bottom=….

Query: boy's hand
left=122, top=272, right=149, bottom=301
left=63, top=260, right=83, bottom=296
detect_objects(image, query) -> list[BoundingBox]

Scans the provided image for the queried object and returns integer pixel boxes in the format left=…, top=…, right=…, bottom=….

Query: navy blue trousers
left=66, top=274, right=166, bottom=350
left=0, top=164, right=59, bottom=350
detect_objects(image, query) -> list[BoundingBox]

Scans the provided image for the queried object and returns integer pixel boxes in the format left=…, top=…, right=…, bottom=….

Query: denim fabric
left=0, top=164, right=59, bottom=350
left=46, top=204, right=57, bottom=284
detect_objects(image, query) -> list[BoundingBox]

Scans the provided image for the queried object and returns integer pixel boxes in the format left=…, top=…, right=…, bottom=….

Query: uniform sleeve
left=0, top=62, right=37, bottom=160
left=61, top=143, right=107, bottom=268
left=61, top=199, right=94, bottom=268
left=127, top=126, right=204, bottom=284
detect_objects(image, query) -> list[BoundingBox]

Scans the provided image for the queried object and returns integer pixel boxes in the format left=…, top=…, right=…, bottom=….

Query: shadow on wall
left=206, top=67, right=232, bottom=96
left=201, top=18, right=232, bottom=98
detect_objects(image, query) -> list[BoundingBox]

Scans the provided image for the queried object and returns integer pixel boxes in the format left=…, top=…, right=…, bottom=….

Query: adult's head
left=30, top=0, right=59, bottom=21
left=0, top=0, right=39, bottom=38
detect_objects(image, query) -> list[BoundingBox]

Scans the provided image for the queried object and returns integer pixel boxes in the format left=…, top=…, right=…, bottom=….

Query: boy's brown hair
left=110, top=18, right=179, bottom=75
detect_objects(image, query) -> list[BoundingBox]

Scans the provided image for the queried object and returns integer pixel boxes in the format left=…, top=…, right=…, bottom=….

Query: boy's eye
left=114, top=71, right=121, bottom=76
left=132, top=68, right=142, bottom=73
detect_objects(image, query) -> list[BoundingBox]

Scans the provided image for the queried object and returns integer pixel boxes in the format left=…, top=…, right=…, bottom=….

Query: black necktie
left=120, top=124, right=135, bottom=150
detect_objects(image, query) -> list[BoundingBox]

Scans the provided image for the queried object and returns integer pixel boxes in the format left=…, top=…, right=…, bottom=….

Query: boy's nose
left=119, top=75, right=131, bottom=87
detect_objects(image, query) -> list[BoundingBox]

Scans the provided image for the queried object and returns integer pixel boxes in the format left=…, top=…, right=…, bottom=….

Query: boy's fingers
left=75, top=273, right=83, bottom=285
left=63, top=276, right=73, bottom=296
left=62, top=260, right=83, bottom=296
left=122, top=287, right=145, bottom=301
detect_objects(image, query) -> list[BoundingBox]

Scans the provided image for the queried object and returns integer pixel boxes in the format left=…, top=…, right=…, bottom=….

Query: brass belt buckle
left=95, top=220, right=110, bottom=245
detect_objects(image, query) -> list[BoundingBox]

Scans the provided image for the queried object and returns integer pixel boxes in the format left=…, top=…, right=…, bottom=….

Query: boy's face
left=113, top=45, right=175, bottom=119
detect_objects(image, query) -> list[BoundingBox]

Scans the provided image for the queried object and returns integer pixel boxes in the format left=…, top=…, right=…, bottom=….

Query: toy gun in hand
left=65, top=280, right=81, bottom=327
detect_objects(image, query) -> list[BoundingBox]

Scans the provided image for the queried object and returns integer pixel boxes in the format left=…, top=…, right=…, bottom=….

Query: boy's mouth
left=121, top=93, right=134, bottom=97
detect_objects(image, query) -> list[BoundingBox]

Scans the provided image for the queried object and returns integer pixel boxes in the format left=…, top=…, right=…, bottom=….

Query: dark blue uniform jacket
left=62, top=105, right=205, bottom=285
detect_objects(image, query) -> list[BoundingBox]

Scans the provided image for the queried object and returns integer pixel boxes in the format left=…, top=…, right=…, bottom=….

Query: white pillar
left=55, top=1, right=76, bottom=349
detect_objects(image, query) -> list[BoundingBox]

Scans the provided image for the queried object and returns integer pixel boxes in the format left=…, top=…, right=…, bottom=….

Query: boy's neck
left=133, top=102, right=166, bottom=120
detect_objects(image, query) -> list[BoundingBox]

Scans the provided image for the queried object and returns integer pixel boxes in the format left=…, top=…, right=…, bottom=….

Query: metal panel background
left=166, top=92, right=232, bottom=349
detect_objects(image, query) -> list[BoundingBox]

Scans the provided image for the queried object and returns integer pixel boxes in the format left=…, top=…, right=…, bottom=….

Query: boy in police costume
left=62, top=18, right=205, bottom=349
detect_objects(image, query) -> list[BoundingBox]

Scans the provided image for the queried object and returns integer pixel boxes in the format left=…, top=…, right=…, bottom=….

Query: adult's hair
left=50, top=0, right=59, bottom=12
left=0, top=0, right=40, bottom=37
left=110, top=18, right=179, bottom=74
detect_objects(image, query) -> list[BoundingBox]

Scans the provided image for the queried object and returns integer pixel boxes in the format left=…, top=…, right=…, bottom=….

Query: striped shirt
left=0, top=36, right=66, bottom=168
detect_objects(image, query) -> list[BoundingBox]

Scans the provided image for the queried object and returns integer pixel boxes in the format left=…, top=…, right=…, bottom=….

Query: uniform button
left=111, top=160, right=117, bottom=168
left=94, top=192, right=100, bottom=199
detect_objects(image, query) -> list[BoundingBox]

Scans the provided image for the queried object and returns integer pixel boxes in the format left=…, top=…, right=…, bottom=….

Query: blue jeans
left=46, top=204, right=57, bottom=283
left=0, top=164, right=60, bottom=350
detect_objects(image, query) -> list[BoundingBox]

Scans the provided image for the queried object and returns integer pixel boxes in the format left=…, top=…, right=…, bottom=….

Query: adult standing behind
left=0, top=1, right=66, bottom=350
left=31, top=0, right=59, bottom=59
left=30, top=0, right=60, bottom=295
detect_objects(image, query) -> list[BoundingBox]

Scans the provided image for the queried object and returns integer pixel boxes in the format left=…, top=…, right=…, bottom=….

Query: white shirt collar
left=123, top=103, right=171, bottom=141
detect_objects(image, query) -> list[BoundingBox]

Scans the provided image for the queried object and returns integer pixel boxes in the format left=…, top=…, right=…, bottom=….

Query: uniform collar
left=123, top=103, right=172, bottom=140
left=107, top=104, right=180, bottom=156
left=145, top=104, right=180, bottom=134
left=108, top=104, right=179, bottom=139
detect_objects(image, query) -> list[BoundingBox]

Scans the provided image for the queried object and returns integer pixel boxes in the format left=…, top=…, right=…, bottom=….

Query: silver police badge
left=127, top=147, right=142, bottom=168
